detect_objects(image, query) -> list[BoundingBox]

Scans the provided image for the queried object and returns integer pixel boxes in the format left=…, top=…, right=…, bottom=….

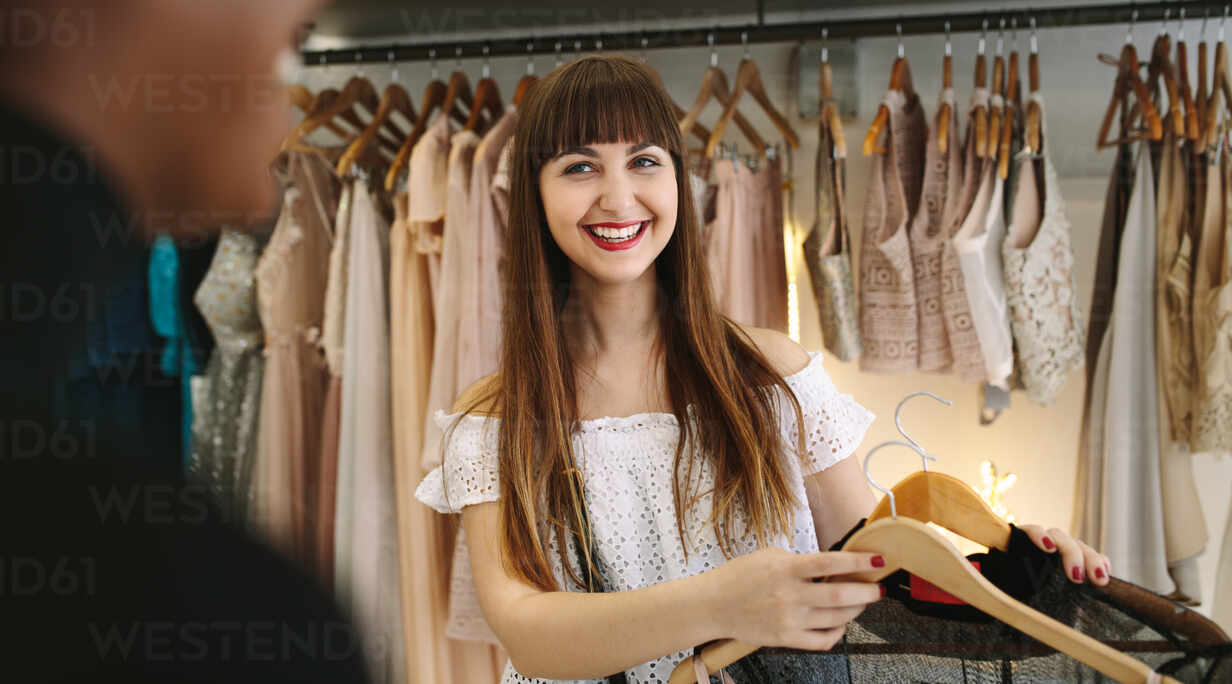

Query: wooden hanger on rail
left=513, top=40, right=539, bottom=107
left=986, top=19, right=1006, bottom=167
left=286, top=84, right=356, bottom=142
left=1026, top=16, right=1044, bottom=154
left=385, top=47, right=476, bottom=191
left=282, top=72, right=402, bottom=159
left=936, top=22, right=954, bottom=155
left=996, top=19, right=1020, bottom=180
left=679, top=32, right=766, bottom=157
left=1096, top=11, right=1163, bottom=150
left=1146, top=12, right=1187, bottom=140
left=1205, top=7, right=1232, bottom=149
left=465, top=44, right=505, bottom=133
left=863, top=22, right=915, bottom=156
left=338, top=53, right=416, bottom=178
left=819, top=28, right=847, bottom=158
left=671, top=433, right=1182, bottom=684
left=707, top=29, right=800, bottom=159
left=1174, top=8, right=1202, bottom=142
left=973, top=20, right=991, bottom=158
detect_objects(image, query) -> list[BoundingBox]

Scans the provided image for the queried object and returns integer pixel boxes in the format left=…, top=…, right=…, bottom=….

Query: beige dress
left=410, top=113, right=452, bottom=286
left=859, top=88, right=926, bottom=373
left=1192, top=142, right=1232, bottom=454
left=909, top=88, right=963, bottom=372
left=940, top=88, right=990, bottom=384
left=251, top=149, right=337, bottom=566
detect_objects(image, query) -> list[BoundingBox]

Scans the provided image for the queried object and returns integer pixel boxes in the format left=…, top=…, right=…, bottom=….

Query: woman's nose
left=596, top=169, right=638, bottom=213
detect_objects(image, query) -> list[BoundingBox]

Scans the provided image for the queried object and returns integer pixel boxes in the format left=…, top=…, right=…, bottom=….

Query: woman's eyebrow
left=557, top=142, right=658, bottom=159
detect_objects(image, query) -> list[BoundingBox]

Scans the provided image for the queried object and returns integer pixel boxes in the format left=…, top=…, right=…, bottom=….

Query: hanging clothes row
left=1075, top=20, right=1231, bottom=612
left=834, top=23, right=1085, bottom=413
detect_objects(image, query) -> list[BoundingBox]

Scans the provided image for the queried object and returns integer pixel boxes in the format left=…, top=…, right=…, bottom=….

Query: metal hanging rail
left=301, top=1, right=1226, bottom=67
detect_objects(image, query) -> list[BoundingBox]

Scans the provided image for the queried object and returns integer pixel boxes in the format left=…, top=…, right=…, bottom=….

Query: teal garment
left=149, top=235, right=199, bottom=470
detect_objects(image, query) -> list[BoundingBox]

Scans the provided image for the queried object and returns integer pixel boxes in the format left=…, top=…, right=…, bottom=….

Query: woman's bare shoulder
left=452, top=373, right=502, bottom=416
left=733, top=323, right=812, bottom=378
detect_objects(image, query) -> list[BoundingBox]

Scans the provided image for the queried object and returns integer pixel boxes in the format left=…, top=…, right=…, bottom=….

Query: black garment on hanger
left=0, top=98, right=370, bottom=684
left=711, top=519, right=1231, bottom=683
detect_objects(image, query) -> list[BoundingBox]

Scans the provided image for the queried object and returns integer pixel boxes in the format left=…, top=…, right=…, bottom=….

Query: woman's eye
left=564, top=162, right=594, bottom=175
left=632, top=156, right=660, bottom=169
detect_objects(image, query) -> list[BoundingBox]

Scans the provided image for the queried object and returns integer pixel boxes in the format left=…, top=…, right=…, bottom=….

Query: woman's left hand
left=1017, top=524, right=1112, bottom=587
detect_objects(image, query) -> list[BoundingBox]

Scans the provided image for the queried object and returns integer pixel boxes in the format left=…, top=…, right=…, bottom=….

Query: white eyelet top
left=414, top=350, right=875, bottom=683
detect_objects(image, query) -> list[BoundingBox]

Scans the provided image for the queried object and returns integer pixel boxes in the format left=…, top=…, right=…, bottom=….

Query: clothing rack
left=302, top=0, right=1227, bottom=67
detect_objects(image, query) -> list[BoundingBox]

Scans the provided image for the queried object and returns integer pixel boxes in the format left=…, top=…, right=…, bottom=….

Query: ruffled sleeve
left=413, top=409, right=501, bottom=514
left=780, top=350, right=876, bottom=476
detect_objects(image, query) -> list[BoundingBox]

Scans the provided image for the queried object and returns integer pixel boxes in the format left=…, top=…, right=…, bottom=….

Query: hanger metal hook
left=455, top=45, right=463, bottom=70
left=526, top=39, right=535, bottom=75
left=996, top=17, right=1005, bottom=56
left=896, top=21, right=904, bottom=58
left=595, top=36, right=604, bottom=52
left=1127, top=8, right=1137, bottom=44
left=573, top=38, right=582, bottom=55
left=944, top=20, right=952, bottom=57
left=893, top=391, right=950, bottom=470
left=388, top=49, right=399, bottom=84
left=863, top=440, right=933, bottom=519
left=1162, top=7, right=1171, bottom=35
left=708, top=30, right=718, bottom=68
left=640, top=33, right=649, bottom=63
left=481, top=43, right=491, bottom=79
left=1030, top=15, right=1038, bottom=54
left=979, top=18, right=988, bottom=56
left=1221, top=5, right=1228, bottom=42
left=1011, top=16, right=1019, bottom=51
left=821, top=26, right=829, bottom=64
left=741, top=29, right=749, bottom=60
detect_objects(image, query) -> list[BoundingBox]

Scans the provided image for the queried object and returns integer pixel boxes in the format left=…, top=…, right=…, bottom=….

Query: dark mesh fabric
left=699, top=521, right=1231, bottom=683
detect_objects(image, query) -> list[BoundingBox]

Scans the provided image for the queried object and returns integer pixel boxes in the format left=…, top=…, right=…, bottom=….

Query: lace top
left=414, top=350, right=876, bottom=683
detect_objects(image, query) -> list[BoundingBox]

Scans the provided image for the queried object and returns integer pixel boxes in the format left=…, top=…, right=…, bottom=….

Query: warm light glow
left=785, top=221, right=800, bottom=343
left=977, top=460, right=1017, bottom=524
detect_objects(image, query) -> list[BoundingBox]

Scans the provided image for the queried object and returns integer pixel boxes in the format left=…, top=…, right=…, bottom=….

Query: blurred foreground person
left=0, top=1, right=370, bottom=681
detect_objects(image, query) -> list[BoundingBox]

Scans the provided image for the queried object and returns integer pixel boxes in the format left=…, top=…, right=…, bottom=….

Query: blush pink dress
left=252, top=149, right=337, bottom=567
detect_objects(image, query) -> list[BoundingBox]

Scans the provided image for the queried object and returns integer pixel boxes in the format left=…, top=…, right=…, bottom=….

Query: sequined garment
left=188, top=229, right=264, bottom=524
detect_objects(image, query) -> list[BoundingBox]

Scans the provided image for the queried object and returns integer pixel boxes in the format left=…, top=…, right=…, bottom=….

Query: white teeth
left=586, top=222, right=645, bottom=241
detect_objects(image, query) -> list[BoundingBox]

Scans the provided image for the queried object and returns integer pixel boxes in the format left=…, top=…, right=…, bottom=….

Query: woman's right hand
left=705, top=547, right=886, bottom=651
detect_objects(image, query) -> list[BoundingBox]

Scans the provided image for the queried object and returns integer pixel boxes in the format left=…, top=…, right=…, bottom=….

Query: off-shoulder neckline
left=436, top=350, right=825, bottom=432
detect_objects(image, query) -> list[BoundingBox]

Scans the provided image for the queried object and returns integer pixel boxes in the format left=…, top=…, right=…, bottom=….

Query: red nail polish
left=1072, top=566, right=1083, bottom=581
left=1041, top=536, right=1055, bottom=550
left=871, top=555, right=886, bottom=568
left=1095, top=567, right=1105, bottom=580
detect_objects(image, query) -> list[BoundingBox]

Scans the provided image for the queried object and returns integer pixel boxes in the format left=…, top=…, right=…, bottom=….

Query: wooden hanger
left=1095, top=40, right=1164, bottom=150
left=628, top=38, right=715, bottom=146
left=671, top=440, right=1182, bottom=684
left=1147, top=28, right=1187, bottom=139
left=865, top=394, right=1013, bottom=551
left=986, top=24, right=1005, bottom=167
left=385, top=53, right=475, bottom=192
left=1026, top=18, right=1043, bottom=155
left=281, top=75, right=401, bottom=157
left=707, top=32, right=800, bottom=160
left=863, top=24, right=914, bottom=156
left=819, top=32, right=847, bottom=158
left=680, top=36, right=765, bottom=156
left=973, top=23, right=991, bottom=159
left=1205, top=20, right=1232, bottom=149
left=465, top=47, right=505, bottom=133
left=997, top=35, right=1019, bottom=180
left=286, top=84, right=356, bottom=142
left=512, top=41, right=539, bottom=107
left=337, top=80, right=415, bottom=178
left=936, top=22, right=954, bottom=155
left=1175, top=10, right=1202, bottom=142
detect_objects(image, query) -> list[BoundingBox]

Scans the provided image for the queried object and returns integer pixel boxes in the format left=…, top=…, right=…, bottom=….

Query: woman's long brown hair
left=446, top=54, right=808, bottom=592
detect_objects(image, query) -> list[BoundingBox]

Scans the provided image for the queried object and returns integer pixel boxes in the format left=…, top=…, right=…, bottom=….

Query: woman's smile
left=581, top=219, right=651, bottom=251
